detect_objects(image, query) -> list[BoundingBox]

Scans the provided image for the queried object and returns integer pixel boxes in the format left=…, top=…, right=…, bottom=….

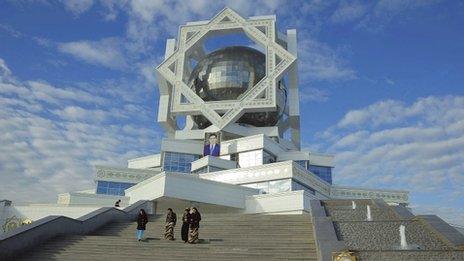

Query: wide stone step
left=148, top=217, right=311, bottom=222
left=94, top=221, right=312, bottom=225
left=19, top=214, right=318, bottom=260
left=18, top=251, right=318, bottom=261
left=46, top=236, right=316, bottom=243
left=23, top=241, right=317, bottom=253
left=93, top=230, right=314, bottom=235
left=107, top=225, right=313, bottom=230
left=45, top=239, right=316, bottom=246
left=37, top=246, right=317, bottom=254
left=26, top=246, right=318, bottom=255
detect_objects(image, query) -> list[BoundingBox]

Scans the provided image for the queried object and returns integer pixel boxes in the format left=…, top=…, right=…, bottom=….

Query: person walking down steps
left=188, top=207, right=201, bottom=244
left=136, top=209, right=148, bottom=242
left=181, top=208, right=190, bottom=243
left=164, top=208, right=177, bottom=240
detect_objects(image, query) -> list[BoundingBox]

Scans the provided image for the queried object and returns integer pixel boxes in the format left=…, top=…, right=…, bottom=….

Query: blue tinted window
left=96, top=181, right=135, bottom=196
left=96, top=186, right=107, bottom=194
left=308, top=165, right=332, bottom=184
left=292, top=180, right=315, bottom=195
left=295, top=160, right=307, bottom=168
left=163, top=152, right=200, bottom=173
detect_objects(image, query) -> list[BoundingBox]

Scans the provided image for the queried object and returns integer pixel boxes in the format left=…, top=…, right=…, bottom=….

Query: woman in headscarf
left=188, top=207, right=201, bottom=244
left=136, top=209, right=148, bottom=241
left=181, top=208, right=190, bottom=243
left=164, top=208, right=177, bottom=240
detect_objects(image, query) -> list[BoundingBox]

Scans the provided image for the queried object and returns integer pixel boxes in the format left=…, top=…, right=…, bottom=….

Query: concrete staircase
left=17, top=213, right=317, bottom=260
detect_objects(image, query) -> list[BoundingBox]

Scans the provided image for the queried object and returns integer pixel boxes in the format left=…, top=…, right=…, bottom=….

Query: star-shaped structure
left=156, top=7, right=296, bottom=131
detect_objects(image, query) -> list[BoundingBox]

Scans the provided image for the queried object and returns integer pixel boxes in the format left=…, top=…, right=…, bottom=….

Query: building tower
left=156, top=7, right=301, bottom=149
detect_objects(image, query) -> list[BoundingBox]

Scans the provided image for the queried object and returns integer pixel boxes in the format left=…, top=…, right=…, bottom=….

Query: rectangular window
left=269, top=179, right=291, bottom=193
left=238, top=150, right=263, bottom=168
left=295, top=160, right=307, bottom=169
left=96, top=181, right=135, bottom=196
left=163, top=151, right=200, bottom=173
left=240, top=179, right=292, bottom=194
left=308, top=165, right=333, bottom=184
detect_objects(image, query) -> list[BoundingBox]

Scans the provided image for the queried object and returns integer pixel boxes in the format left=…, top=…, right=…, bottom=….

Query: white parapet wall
left=125, top=172, right=260, bottom=208
left=330, top=185, right=409, bottom=205
left=0, top=202, right=101, bottom=235
left=57, top=192, right=130, bottom=207
left=127, top=154, right=161, bottom=169
left=124, top=173, right=166, bottom=204
left=244, top=190, right=317, bottom=214
left=191, top=155, right=237, bottom=172
left=12, top=205, right=101, bottom=221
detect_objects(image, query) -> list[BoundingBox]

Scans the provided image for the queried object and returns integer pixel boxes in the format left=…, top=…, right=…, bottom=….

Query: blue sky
left=0, top=1, right=463, bottom=226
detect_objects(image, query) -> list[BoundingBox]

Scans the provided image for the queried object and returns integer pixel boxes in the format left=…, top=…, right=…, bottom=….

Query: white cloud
left=331, top=130, right=369, bottom=148
left=28, top=81, right=107, bottom=105
left=58, top=37, right=127, bottom=69
left=52, top=106, right=108, bottom=122
left=319, top=95, right=464, bottom=225
left=337, top=96, right=464, bottom=129
left=0, top=58, right=161, bottom=203
left=0, top=23, right=23, bottom=38
left=62, top=0, right=95, bottom=15
left=0, top=58, right=12, bottom=77
left=299, top=87, right=329, bottom=102
left=299, top=37, right=357, bottom=82
left=385, top=77, right=395, bottom=85
left=330, top=1, right=367, bottom=24
left=337, top=100, right=407, bottom=128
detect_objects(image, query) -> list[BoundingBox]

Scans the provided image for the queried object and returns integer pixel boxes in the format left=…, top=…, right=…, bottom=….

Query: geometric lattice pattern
left=156, top=7, right=296, bottom=129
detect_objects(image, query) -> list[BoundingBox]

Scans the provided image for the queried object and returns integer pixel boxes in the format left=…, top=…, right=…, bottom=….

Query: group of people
left=136, top=207, right=202, bottom=244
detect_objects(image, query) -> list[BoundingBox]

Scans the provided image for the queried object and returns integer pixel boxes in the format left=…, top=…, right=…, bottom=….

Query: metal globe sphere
left=188, top=46, right=286, bottom=129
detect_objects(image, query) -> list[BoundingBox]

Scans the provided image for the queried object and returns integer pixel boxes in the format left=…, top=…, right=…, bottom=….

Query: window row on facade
left=159, top=150, right=332, bottom=187
left=295, top=160, right=332, bottom=184
left=242, top=179, right=316, bottom=195
left=96, top=181, right=135, bottom=196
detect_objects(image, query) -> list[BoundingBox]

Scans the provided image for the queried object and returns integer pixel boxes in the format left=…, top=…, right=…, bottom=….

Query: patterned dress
left=164, top=212, right=177, bottom=240
left=188, top=212, right=201, bottom=243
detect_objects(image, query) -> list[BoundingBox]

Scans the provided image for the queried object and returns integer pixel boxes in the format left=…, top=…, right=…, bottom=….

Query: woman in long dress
left=136, top=209, right=148, bottom=241
left=164, top=208, right=177, bottom=240
left=181, top=208, right=190, bottom=243
left=188, top=207, right=201, bottom=244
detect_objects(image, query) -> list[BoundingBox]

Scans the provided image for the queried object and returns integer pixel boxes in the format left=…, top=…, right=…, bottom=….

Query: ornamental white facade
left=1, top=8, right=409, bottom=235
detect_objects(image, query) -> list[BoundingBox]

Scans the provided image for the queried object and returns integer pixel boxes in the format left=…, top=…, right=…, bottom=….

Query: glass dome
left=188, top=46, right=286, bottom=129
